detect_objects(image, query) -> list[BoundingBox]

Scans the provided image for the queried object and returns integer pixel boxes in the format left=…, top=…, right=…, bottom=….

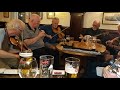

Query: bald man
left=39, top=17, right=65, bottom=69
left=22, top=14, right=47, bottom=64
left=81, top=20, right=101, bottom=36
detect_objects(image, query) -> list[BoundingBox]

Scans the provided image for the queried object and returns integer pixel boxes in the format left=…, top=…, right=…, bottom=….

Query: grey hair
left=6, top=19, right=25, bottom=30
left=29, top=14, right=41, bottom=21
left=52, top=17, right=59, bottom=21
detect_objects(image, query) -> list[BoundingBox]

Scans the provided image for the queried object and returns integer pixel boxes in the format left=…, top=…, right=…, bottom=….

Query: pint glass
left=39, top=55, right=54, bottom=78
left=65, top=57, right=80, bottom=78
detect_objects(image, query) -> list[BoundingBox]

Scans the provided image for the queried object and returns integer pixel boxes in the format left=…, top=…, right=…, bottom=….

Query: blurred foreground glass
left=39, top=55, right=54, bottom=78
left=65, top=57, right=80, bottom=78
left=18, top=57, right=38, bottom=78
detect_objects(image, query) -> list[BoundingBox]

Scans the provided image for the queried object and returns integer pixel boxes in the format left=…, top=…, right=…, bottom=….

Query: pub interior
left=0, top=12, right=120, bottom=78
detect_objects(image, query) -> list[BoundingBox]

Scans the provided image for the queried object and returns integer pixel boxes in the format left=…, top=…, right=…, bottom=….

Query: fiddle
left=9, top=36, right=29, bottom=51
left=52, top=27, right=65, bottom=39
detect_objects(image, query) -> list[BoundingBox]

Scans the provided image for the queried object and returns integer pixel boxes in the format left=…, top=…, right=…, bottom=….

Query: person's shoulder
left=86, top=27, right=92, bottom=30
left=40, top=24, right=51, bottom=28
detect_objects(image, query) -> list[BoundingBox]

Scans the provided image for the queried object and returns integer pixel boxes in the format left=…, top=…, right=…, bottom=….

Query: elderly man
left=80, top=20, right=101, bottom=39
left=40, top=17, right=65, bottom=50
left=85, top=20, right=101, bottom=36
left=22, top=14, right=52, bottom=66
left=85, top=25, right=120, bottom=78
left=0, top=19, right=25, bottom=68
left=39, top=17, right=65, bottom=69
left=82, top=20, right=103, bottom=78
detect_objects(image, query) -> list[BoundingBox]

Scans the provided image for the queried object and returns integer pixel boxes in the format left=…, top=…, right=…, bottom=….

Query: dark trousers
left=32, top=47, right=47, bottom=67
left=45, top=47, right=59, bottom=69
left=83, top=57, right=109, bottom=78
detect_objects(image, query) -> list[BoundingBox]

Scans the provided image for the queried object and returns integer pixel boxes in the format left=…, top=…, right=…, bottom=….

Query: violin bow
left=52, top=27, right=70, bottom=38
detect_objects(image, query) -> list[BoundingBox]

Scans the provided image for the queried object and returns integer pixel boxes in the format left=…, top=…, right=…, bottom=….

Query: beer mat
left=63, top=48, right=101, bottom=55
left=52, top=70, right=65, bottom=75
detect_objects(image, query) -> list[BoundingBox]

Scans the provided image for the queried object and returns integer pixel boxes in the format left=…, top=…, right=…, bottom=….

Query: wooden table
left=56, top=42, right=106, bottom=77
left=56, top=42, right=98, bottom=57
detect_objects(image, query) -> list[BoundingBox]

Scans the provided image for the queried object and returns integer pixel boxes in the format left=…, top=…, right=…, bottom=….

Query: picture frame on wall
left=3, top=12, right=9, bottom=18
left=102, top=12, right=120, bottom=25
left=47, top=12, right=55, bottom=19
left=31, top=12, right=43, bottom=19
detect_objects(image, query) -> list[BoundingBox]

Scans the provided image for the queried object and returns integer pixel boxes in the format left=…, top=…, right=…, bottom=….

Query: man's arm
left=0, top=50, right=19, bottom=58
left=24, top=30, right=46, bottom=46
left=103, top=65, right=120, bottom=78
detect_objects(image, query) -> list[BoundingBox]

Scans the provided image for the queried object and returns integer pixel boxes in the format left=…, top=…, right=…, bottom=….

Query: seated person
left=106, top=25, right=120, bottom=56
left=39, top=17, right=65, bottom=50
left=79, top=20, right=102, bottom=40
left=82, top=20, right=105, bottom=78
left=87, top=25, right=120, bottom=78
left=0, top=19, right=25, bottom=69
left=39, top=17, right=65, bottom=69
left=22, top=14, right=48, bottom=65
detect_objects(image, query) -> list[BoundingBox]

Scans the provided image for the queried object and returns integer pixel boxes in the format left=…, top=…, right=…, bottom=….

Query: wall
left=0, top=12, right=70, bottom=27
left=83, top=12, right=118, bottom=30
left=40, top=12, right=70, bottom=27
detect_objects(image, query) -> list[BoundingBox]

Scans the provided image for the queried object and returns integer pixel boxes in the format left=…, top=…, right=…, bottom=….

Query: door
left=69, top=13, right=84, bottom=40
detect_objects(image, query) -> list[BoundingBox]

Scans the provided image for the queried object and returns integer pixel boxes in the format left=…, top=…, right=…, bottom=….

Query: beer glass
left=39, top=55, right=54, bottom=78
left=18, top=57, right=38, bottom=78
left=66, top=35, right=70, bottom=42
left=65, top=57, right=80, bottom=78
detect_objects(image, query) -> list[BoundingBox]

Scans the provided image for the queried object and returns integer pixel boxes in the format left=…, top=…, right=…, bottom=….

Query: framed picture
left=31, top=12, right=43, bottom=19
left=3, top=12, right=9, bottom=18
left=47, top=12, right=55, bottom=19
left=102, top=12, right=120, bottom=25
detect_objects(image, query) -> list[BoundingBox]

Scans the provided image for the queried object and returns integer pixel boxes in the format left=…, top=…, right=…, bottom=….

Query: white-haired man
left=0, top=19, right=25, bottom=68
left=22, top=14, right=51, bottom=66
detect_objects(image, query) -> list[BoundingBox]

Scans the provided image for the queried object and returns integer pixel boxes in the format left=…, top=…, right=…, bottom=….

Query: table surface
left=56, top=42, right=105, bottom=56
left=0, top=69, right=65, bottom=78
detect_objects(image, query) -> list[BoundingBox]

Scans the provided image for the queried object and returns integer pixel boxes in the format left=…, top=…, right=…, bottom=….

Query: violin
left=52, top=27, right=65, bottom=39
left=9, top=36, right=29, bottom=51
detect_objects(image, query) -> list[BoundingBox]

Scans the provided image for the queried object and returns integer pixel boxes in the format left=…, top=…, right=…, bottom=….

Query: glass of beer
left=65, top=57, right=80, bottom=78
left=39, top=55, right=54, bottom=78
left=66, top=35, right=70, bottom=42
left=18, top=57, right=38, bottom=78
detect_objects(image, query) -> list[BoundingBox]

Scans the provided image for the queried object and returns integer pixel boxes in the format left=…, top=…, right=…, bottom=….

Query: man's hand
left=46, top=34, right=53, bottom=39
left=103, top=65, right=119, bottom=78
left=38, top=30, right=46, bottom=38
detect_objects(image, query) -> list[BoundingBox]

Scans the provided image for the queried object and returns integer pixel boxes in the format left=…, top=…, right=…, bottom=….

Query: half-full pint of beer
left=65, top=67, right=78, bottom=78
left=65, top=57, right=80, bottom=78
left=18, top=51, right=38, bottom=78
